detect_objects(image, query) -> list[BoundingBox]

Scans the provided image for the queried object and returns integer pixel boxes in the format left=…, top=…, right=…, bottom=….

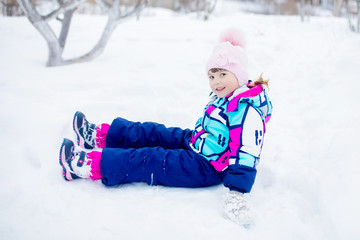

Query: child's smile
left=208, top=69, right=239, bottom=98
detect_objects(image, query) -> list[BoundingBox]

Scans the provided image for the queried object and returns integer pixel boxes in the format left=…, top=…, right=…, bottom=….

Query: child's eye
left=209, top=76, right=214, bottom=79
left=220, top=73, right=226, bottom=77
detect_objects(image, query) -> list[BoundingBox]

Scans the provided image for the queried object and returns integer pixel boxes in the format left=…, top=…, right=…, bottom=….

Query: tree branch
left=62, top=0, right=146, bottom=65
left=94, top=0, right=112, bottom=11
left=58, top=8, right=76, bottom=52
left=115, top=0, right=145, bottom=23
left=18, top=0, right=148, bottom=66
left=43, top=0, right=85, bottom=22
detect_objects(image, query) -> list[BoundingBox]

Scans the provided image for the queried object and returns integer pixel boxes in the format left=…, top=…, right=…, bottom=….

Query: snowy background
left=1, top=1, right=360, bottom=239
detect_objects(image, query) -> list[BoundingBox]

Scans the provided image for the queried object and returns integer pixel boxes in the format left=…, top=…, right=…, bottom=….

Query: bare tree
left=357, top=0, right=360, bottom=32
left=298, top=0, right=312, bottom=22
left=1, top=0, right=24, bottom=16
left=173, top=0, right=217, bottom=20
left=346, top=0, right=360, bottom=32
left=200, top=0, right=217, bottom=20
left=333, top=0, right=344, bottom=16
left=17, top=0, right=147, bottom=67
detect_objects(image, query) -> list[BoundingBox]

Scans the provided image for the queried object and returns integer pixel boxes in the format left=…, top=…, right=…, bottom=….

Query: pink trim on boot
left=87, top=151, right=103, bottom=180
left=96, top=123, right=110, bottom=148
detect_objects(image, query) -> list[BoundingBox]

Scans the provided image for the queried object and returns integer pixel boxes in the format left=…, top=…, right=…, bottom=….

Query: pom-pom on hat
left=206, top=28, right=248, bottom=86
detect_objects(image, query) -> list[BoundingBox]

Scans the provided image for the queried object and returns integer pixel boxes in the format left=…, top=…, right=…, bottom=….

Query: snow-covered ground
left=1, top=2, right=360, bottom=240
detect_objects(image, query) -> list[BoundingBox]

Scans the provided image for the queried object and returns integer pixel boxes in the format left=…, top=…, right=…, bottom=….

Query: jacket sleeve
left=223, top=104, right=265, bottom=193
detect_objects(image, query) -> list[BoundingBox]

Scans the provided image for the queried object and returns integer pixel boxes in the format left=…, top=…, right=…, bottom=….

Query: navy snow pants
left=100, top=117, right=223, bottom=188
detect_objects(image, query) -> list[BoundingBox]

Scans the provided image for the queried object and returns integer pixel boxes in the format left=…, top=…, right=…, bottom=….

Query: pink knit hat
left=205, top=28, right=248, bottom=86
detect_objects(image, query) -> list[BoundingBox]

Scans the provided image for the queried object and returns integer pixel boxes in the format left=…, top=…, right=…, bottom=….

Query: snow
left=1, top=3, right=360, bottom=240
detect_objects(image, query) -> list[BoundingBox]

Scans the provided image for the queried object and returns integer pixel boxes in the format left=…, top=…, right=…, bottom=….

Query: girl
left=58, top=29, right=272, bottom=225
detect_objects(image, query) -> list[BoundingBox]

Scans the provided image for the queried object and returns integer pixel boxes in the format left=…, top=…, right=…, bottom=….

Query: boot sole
left=73, top=111, right=94, bottom=149
left=59, top=139, right=78, bottom=181
left=73, top=112, right=85, bottom=148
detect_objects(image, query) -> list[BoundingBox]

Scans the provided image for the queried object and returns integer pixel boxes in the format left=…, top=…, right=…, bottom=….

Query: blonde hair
left=248, top=73, right=269, bottom=89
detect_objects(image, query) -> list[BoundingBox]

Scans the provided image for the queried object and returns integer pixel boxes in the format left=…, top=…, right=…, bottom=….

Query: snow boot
left=73, top=111, right=97, bottom=149
left=59, top=138, right=92, bottom=181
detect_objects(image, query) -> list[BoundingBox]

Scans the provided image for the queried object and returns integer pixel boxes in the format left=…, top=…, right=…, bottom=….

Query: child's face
left=208, top=69, right=239, bottom=98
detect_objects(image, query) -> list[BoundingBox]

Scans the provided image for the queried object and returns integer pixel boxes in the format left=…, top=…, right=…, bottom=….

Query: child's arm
left=223, top=104, right=265, bottom=193
left=221, top=105, right=264, bottom=225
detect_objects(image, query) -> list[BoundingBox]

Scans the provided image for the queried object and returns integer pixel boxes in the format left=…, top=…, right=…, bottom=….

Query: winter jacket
left=190, top=84, right=272, bottom=192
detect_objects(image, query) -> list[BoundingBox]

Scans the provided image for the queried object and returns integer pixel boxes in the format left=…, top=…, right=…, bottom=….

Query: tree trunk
left=300, top=0, right=305, bottom=22
left=333, top=0, right=344, bottom=16
left=18, top=0, right=63, bottom=66
left=59, top=9, right=76, bottom=53
left=346, top=0, right=360, bottom=32
left=63, top=14, right=118, bottom=64
left=357, top=0, right=360, bottom=32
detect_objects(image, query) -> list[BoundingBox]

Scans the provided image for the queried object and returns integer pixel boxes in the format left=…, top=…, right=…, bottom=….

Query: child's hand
left=223, top=190, right=253, bottom=227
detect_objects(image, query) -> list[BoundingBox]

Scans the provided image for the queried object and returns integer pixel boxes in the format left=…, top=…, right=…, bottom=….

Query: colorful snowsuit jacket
left=190, top=84, right=272, bottom=193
